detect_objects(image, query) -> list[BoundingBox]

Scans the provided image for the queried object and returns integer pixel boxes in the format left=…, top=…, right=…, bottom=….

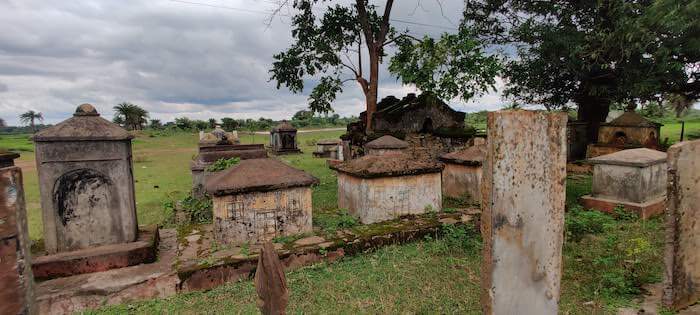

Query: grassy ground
left=0, top=128, right=674, bottom=313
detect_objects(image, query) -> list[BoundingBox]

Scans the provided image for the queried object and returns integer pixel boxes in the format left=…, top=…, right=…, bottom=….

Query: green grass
left=660, top=121, right=700, bottom=144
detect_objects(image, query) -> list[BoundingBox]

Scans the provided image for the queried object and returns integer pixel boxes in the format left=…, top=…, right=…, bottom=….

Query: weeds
left=205, top=157, right=241, bottom=172
left=313, top=209, right=358, bottom=233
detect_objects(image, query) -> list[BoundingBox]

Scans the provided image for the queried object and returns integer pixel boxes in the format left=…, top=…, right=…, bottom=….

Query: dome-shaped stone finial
left=74, top=103, right=99, bottom=116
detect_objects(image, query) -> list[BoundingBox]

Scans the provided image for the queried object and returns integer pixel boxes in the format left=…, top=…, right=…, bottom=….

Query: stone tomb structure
left=206, top=158, right=318, bottom=245
left=586, top=111, right=663, bottom=158
left=581, top=148, right=667, bottom=219
left=663, top=139, right=700, bottom=311
left=439, top=144, right=486, bottom=203
left=34, top=104, right=139, bottom=253
left=191, top=129, right=267, bottom=198
left=331, top=153, right=443, bottom=224
left=312, top=139, right=341, bottom=158
left=270, top=121, right=301, bottom=154
left=364, top=135, right=408, bottom=156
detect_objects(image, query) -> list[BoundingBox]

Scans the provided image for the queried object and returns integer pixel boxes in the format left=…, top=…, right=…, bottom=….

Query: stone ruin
left=33, top=104, right=139, bottom=253
left=198, top=125, right=239, bottom=145
left=586, top=111, right=663, bottom=158
left=0, top=151, right=35, bottom=314
left=206, top=158, right=318, bottom=244
left=270, top=120, right=301, bottom=155
left=439, top=143, right=486, bottom=204
left=581, top=148, right=667, bottom=219
left=663, top=139, right=700, bottom=311
left=191, top=128, right=267, bottom=198
left=364, top=135, right=408, bottom=156
left=343, top=92, right=474, bottom=160
left=331, top=153, right=443, bottom=224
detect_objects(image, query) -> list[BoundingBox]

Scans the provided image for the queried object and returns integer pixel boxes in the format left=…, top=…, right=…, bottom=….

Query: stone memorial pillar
left=0, top=152, right=35, bottom=314
left=481, top=110, right=567, bottom=315
left=663, top=139, right=700, bottom=311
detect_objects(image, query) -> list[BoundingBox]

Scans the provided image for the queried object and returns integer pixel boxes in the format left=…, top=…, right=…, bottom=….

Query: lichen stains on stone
left=52, top=168, right=113, bottom=226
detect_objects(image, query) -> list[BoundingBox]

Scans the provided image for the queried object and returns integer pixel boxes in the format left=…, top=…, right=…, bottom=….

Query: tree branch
left=383, top=33, right=423, bottom=47
left=378, top=0, right=395, bottom=44
left=356, top=0, right=375, bottom=50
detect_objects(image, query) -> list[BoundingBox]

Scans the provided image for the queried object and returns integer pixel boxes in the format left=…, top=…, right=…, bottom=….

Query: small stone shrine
left=270, top=121, right=301, bottom=154
left=581, top=148, right=667, bottom=218
left=364, top=135, right=408, bottom=156
left=330, top=153, right=443, bottom=224
left=439, top=144, right=486, bottom=204
left=312, top=139, right=341, bottom=158
left=586, top=111, right=663, bottom=158
left=33, top=104, right=139, bottom=253
left=205, top=158, right=318, bottom=244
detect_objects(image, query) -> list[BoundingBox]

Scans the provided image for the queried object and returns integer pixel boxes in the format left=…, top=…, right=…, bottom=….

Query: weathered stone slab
left=481, top=110, right=567, bottom=315
left=32, top=226, right=159, bottom=280
left=663, top=139, right=700, bottom=310
left=0, top=152, right=35, bottom=314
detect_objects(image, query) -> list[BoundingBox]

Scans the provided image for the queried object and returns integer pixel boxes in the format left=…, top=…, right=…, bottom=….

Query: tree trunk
left=577, top=96, right=610, bottom=144
left=365, top=50, right=379, bottom=133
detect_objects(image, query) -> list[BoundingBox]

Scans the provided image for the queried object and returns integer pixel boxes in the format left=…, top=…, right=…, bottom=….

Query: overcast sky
left=0, top=0, right=508, bottom=126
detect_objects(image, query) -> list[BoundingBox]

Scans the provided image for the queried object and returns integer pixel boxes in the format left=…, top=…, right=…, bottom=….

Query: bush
left=206, top=157, right=241, bottom=172
left=314, top=210, right=358, bottom=232
left=164, top=195, right=213, bottom=225
left=565, top=206, right=615, bottom=242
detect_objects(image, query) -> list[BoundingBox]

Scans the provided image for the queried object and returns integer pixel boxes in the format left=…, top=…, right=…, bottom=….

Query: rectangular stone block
left=0, top=158, right=35, bottom=314
left=481, top=110, right=567, bottom=315
left=663, top=140, right=700, bottom=310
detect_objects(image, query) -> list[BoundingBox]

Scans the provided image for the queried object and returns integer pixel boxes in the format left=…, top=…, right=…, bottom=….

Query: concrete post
left=481, top=110, right=567, bottom=315
left=0, top=152, right=35, bottom=314
left=663, top=140, right=700, bottom=311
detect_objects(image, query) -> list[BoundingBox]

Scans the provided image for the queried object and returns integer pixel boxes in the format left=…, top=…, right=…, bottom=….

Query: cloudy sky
left=0, top=0, right=507, bottom=126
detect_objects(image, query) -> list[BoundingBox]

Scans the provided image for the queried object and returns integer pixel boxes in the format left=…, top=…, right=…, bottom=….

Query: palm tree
left=19, top=110, right=43, bottom=133
left=113, top=102, right=149, bottom=130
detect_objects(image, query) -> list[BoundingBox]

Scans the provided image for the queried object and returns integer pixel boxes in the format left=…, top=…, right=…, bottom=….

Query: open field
left=0, top=128, right=678, bottom=313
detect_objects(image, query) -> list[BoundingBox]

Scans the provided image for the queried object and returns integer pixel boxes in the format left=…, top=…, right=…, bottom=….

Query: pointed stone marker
left=255, top=242, right=289, bottom=315
left=481, top=110, right=567, bottom=315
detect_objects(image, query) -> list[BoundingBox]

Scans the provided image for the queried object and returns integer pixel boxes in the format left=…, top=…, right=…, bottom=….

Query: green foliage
left=389, top=26, right=501, bottom=102
left=220, top=117, right=238, bottom=131
left=565, top=206, right=615, bottom=242
left=205, top=157, right=240, bottom=172
left=433, top=224, right=482, bottom=255
left=313, top=209, right=358, bottom=233
left=180, top=195, right=213, bottom=224
left=19, top=110, right=44, bottom=132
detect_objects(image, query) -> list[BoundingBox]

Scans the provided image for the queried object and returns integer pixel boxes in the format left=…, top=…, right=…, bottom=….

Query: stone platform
left=32, top=225, right=159, bottom=280
left=580, top=195, right=665, bottom=219
left=35, top=209, right=479, bottom=314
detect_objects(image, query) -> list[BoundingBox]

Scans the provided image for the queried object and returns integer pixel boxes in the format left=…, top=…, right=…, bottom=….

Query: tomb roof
left=364, top=135, right=409, bottom=149
left=330, top=152, right=443, bottom=178
left=439, top=145, right=486, bottom=166
left=272, top=120, right=296, bottom=132
left=588, top=148, right=667, bottom=167
left=0, top=150, right=20, bottom=167
left=603, top=111, right=661, bottom=128
left=34, top=104, right=132, bottom=142
left=206, top=158, right=318, bottom=195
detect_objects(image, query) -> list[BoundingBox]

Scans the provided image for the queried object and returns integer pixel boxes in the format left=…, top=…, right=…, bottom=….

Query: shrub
left=314, top=209, right=358, bottom=233
left=565, top=206, right=615, bottom=242
left=206, top=157, right=241, bottom=172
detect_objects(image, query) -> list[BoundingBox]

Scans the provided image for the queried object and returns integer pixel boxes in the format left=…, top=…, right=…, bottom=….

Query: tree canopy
left=270, top=0, right=499, bottom=131
left=113, top=102, right=149, bottom=131
left=462, top=0, right=699, bottom=141
left=19, top=110, right=43, bottom=133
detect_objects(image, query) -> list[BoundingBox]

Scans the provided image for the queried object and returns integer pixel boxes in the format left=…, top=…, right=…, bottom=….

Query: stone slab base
left=36, top=229, right=178, bottom=315
left=580, top=195, right=665, bottom=219
left=32, top=225, right=159, bottom=280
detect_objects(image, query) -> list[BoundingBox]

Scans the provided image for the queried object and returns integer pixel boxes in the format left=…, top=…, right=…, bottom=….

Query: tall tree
left=0, top=117, right=6, bottom=128
left=270, top=1, right=499, bottom=132
left=113, top=102, right=149, bottom=130
left=19, top=110, right=43, bottom=133
left=462, top=0, right=699, bottom=142
left=208, top=118, right=217, bottom=129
